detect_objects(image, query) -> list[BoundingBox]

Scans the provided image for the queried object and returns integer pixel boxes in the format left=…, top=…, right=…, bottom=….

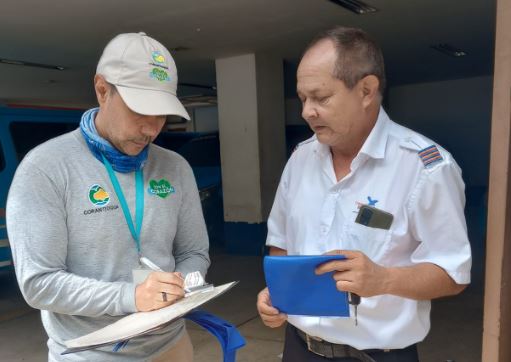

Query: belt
left=295, top=327, right=382, bottom=361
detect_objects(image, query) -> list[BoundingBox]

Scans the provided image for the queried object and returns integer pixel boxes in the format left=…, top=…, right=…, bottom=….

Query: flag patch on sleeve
left=418, top=145, right=443, bottom=167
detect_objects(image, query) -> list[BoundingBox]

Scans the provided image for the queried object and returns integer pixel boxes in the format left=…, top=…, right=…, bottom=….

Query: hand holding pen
left=135, top=257, right=185, bottom=312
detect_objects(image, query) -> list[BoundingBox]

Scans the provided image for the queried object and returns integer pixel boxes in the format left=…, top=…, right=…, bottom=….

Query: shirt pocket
left=342, top=222, right=392, bottom=262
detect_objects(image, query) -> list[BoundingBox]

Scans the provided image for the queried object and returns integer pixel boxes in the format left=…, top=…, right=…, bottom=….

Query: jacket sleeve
left=6, top=161, right=137, bottom=317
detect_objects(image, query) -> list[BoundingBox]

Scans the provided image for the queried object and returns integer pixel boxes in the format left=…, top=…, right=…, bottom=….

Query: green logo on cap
left=148, top=179, right=175, bottom=198
left=150, top=68, right=170, bottom=82
left=152, top=51, right=166, bottom=64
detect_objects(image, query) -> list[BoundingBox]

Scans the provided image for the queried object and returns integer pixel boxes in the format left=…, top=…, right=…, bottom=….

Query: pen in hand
left=139, top=257, right=211, bottom=296
left=139, top=257, right=164, bottom=272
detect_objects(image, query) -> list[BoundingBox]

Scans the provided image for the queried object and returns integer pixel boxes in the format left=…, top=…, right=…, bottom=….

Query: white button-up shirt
left=266, top=107, right=472, bottom=350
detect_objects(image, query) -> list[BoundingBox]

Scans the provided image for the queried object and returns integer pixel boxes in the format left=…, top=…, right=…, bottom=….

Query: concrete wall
left=216, top=54, right=263, bottom=222
left=215, top=53, right=286, bottom=224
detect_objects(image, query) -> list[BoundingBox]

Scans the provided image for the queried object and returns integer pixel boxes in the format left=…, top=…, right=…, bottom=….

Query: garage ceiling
left=0, top=0, right=495, bottom=108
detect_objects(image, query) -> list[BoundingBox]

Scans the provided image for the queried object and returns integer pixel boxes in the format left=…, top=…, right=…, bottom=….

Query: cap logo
left=152, top=50, right=166, bottom=64
left=150, top=68, right=170, bottom=82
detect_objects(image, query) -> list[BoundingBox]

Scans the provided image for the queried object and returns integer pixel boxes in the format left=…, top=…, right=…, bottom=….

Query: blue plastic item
left=264, top=255, right=349, bottom=317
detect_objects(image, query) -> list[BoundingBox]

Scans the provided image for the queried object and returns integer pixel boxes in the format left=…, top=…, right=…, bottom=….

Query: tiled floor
left=0, top=253, right=483, bottom=361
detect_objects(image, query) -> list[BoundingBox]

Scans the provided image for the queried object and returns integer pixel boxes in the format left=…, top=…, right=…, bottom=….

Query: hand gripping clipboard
left=263, top=255, right=349, bottom=317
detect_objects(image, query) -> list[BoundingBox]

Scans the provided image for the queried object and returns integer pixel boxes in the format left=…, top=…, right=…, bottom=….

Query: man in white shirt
left=256, top=26, right=471, bottom=362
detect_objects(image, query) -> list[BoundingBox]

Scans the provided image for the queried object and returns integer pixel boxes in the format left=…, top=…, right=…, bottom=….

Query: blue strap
left=102, top=154, right=144, bottom=254
left=112, top=339, right=129, bottom=352
left=112, top=311, right=245, bottom=360
left=184, top=310, right=246, bottom=362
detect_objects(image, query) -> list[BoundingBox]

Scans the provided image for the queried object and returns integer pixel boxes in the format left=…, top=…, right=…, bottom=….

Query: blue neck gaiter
left=80, top=108, right=148, bottom=173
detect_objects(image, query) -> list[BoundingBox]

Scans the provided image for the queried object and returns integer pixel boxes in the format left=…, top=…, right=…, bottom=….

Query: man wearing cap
left=257, top=26, right=471, bottom=361
left=7, top=32, right=209, bottom=361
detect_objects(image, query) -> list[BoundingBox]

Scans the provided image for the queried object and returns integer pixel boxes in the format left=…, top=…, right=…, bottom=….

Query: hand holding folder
left=263, top=255, right=350, bottom=317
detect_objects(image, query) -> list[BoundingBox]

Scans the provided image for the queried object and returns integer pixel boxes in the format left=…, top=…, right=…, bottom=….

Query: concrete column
left=215, top=53, right=286, bottom=254
left=482, top=0, right=511, bottom=360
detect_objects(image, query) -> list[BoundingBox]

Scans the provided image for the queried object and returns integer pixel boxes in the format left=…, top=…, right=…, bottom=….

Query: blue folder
left=263, top=255, right=349, bottom=317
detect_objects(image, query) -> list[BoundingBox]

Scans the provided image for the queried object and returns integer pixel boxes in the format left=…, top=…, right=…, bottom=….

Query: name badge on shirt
left=355, top=205, right=393, bottom=230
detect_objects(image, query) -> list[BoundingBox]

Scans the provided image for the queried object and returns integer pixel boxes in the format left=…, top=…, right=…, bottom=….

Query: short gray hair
left=304, top=26, right=386, bottom=95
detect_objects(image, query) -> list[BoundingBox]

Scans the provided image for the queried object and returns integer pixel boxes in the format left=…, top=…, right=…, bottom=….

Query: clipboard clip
left=185, top=283, right=215, bottom=297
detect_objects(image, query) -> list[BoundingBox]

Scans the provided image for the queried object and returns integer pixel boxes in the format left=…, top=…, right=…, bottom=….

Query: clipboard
left=62, top=281, right=238, bottom=354
left=264, top=255, right=349, bottom=317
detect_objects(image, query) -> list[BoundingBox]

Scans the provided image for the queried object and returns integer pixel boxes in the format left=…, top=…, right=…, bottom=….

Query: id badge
left=132, top=268, right=152, bottom=285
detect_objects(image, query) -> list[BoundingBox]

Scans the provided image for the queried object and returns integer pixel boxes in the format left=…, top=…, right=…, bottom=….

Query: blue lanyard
left=102, top=154, right=144, bottom=254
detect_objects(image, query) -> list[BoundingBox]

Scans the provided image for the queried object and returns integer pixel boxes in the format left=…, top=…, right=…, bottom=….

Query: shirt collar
left=358, top=106, right=390, bottom=160
left=313, top=106, right=390, bottom=160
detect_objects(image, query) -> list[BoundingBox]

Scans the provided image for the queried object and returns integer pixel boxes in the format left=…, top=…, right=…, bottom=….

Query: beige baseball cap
left=96, top=32, right=190, bottom=119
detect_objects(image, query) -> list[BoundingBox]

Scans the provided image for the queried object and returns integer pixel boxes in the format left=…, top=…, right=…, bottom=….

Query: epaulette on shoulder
left=400, top=136, right=445, bottom=169
left=417, top=144, right=444, bottom=168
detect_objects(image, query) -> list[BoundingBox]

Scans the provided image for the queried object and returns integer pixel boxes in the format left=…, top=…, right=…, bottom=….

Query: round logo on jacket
left=88, top=184, right=110, bottom=206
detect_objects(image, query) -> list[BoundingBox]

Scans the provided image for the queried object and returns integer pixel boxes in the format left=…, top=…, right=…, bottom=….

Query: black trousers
left=282, top=324, right=420, bottom=362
